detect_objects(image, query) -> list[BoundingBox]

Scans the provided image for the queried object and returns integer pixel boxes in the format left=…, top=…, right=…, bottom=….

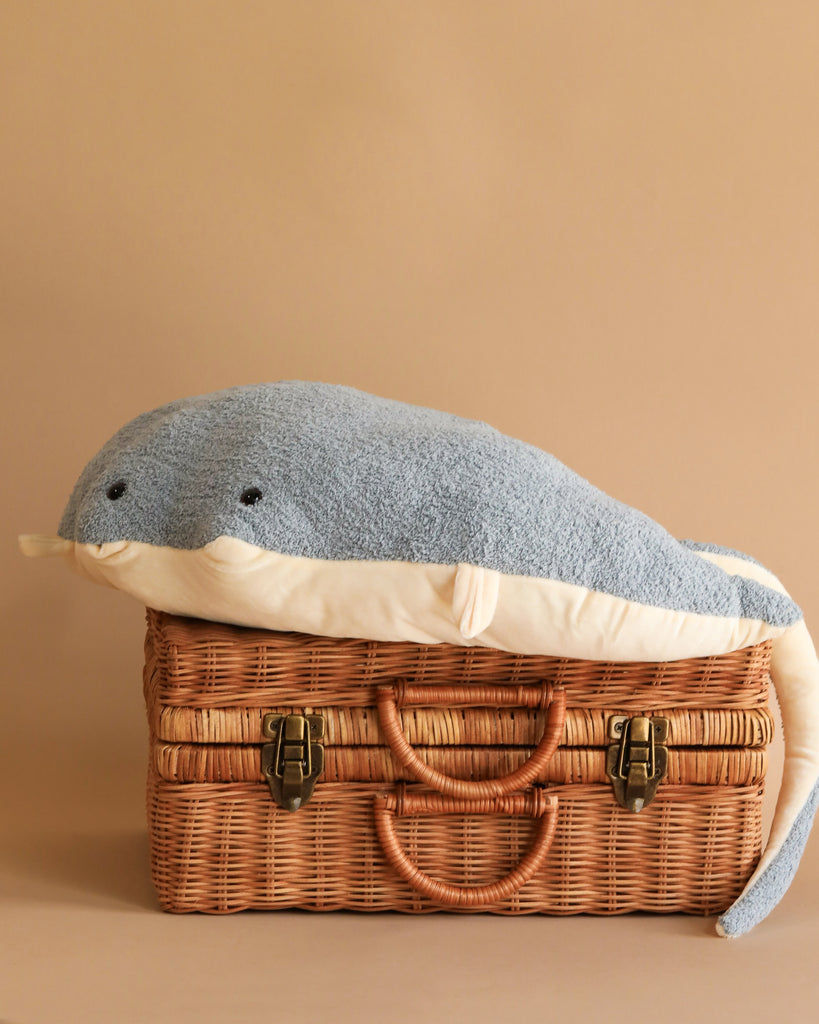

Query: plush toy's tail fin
left=716, top=618, right=819, bottom=937
left=688, top=547, right=819, bottom=936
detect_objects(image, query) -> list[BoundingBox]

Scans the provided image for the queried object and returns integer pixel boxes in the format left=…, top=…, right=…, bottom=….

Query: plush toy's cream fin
left=452, top=563, right=500, bottom=639
left=18, top=534, right=73, bottom=558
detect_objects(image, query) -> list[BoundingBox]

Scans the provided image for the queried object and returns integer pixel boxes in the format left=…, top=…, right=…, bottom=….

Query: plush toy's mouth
left=86, top=540, right=133, bottom=562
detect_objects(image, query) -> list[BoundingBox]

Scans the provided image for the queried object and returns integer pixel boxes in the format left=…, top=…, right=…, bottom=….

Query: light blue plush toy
left=20, top=381, right=819, bottom=935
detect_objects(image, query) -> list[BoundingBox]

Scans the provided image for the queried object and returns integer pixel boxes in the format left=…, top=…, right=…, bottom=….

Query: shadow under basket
left=143, top=609, right=772, bottom=915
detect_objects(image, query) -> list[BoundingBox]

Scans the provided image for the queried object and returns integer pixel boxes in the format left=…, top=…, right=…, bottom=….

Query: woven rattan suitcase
left=144, top=609, right=772, bottom=916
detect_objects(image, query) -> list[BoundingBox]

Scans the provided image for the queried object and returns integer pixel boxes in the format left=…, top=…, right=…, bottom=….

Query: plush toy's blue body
left=57, top=382, right=798, bottom=626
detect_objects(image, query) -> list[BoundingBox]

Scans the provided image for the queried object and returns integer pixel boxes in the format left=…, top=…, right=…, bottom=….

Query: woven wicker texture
left=144, top=610, right=771, bottom=916
left=147, top=774, right=764, bottom=915
left=145, top=610, right=772, bottom=710
left=151, top=701, right=774, bottom=747
left=153, top=742, right=768, bottom=787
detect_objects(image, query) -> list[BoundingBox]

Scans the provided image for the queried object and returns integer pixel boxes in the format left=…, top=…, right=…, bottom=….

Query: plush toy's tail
left=687, top=547, right=819, bottom=936
left=716, top=618, right=819, bottom=936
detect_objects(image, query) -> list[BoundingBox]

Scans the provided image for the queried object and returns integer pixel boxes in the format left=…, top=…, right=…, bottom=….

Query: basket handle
left=376, top=682, right=566, bottom=798
left=373, top=787, right=558, bottom=907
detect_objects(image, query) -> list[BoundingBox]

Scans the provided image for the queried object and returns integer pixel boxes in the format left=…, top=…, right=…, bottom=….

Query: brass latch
left=606, top=715, right=669, bottom=812
left=262, top=713, right=325, bottom=812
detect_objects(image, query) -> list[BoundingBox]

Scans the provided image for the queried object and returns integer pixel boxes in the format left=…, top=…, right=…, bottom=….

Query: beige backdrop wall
left=2, top=3, right=818, bottom=1023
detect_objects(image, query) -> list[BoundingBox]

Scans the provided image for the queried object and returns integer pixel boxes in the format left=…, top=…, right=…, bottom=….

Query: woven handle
left=373, top=787, right=558, bottom=907
left=376, top=682, right=566, bottom=798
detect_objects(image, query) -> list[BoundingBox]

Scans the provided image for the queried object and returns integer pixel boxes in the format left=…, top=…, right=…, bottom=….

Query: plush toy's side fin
left=452, top=564, right=500, bottom=639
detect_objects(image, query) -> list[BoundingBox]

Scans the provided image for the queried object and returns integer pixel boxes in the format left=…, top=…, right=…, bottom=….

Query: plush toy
left=20, top=381, right=819, bottom=936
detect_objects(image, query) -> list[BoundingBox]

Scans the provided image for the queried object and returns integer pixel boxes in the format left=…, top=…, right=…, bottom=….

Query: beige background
left=2, top=2, right=819, bottom=1021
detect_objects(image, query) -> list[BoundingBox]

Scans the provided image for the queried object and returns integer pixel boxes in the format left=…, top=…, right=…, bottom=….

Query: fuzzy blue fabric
left=717, top=779, right=819, bottom=936
left=679, top=539, right=766, bottom=568
left=58, top=381, right=799, bottom=628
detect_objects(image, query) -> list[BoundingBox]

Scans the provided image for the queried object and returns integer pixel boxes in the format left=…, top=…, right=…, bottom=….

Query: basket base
left=147, top=775, right=763, bottom=915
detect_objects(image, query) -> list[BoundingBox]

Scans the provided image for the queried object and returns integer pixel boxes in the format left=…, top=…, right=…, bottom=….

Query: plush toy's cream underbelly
left=69, top=535, right=787, bottom=662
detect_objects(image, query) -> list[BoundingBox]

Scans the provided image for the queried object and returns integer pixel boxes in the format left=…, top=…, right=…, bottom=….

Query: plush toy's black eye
left=240, top=487, right=263, bottom=506
left=106, top=481, right=127, bottom=500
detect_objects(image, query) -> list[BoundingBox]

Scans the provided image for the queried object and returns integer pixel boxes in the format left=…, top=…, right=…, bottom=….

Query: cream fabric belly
left=70, top=535, right=787, bottom=662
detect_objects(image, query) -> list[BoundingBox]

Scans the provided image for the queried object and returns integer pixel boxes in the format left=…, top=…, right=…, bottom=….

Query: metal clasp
left=262, top=713, right=325, bottom=812
left=606, top=715, right=669, bottom=812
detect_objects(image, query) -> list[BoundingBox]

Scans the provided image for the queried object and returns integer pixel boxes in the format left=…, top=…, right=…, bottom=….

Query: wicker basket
left=144, top=610, right=771, bottom=915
